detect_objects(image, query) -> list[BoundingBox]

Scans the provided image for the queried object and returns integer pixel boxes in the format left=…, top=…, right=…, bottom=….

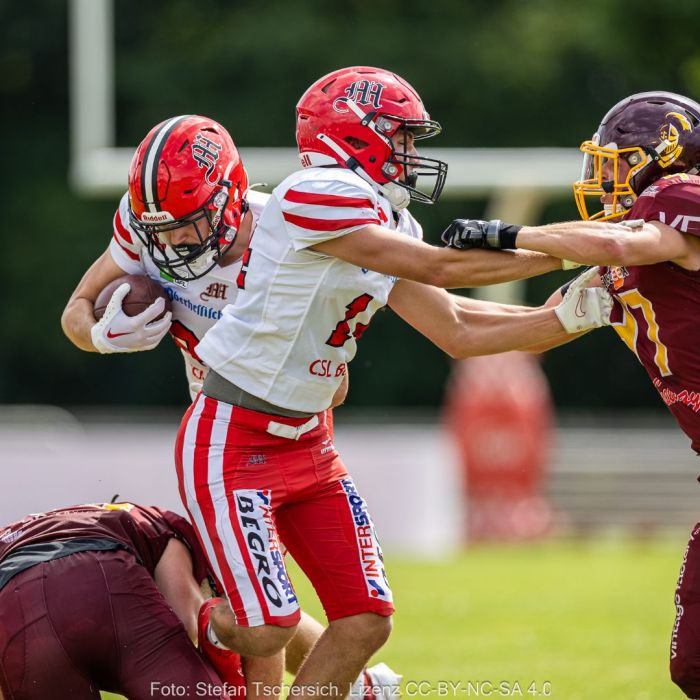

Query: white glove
left=91, top=283, right=172, bottom=353
left=554, top=267, right=613, bottom=333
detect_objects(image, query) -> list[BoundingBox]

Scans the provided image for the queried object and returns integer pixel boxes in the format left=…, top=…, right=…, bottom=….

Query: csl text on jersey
left=308, top=359, right=348, bottom=378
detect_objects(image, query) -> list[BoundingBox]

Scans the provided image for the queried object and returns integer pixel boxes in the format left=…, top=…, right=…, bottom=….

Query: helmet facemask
left=573, top=135, right=649, bottom=221
left=380, top=117, right=448, bottom=205
left=332, top=100, right=447, bottom=208
left=130, top=185, right=244, bottom=282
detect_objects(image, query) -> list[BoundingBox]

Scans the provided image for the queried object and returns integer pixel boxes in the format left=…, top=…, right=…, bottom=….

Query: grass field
left=103, top=537, right=687, bottom=700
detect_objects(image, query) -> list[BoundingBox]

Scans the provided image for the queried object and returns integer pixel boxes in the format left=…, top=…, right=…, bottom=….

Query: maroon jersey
left=601, top=174, right=700, bottom=452
left=0, top=503, right=209, bottom=583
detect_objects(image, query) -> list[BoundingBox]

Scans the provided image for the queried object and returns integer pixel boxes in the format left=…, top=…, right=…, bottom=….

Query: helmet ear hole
left=344, top=136, right=369, bottom=150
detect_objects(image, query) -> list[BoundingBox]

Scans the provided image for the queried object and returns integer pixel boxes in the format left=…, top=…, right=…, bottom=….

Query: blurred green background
left=5, top=0, right=700, bottom=410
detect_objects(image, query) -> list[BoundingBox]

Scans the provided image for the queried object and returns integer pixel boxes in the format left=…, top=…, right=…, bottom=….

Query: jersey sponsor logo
left=159, top=270, right=188, bottom=288
left=191, top=133, right=222, bottom=185
left=653, top=378, right=700, bottom=414
left=333, top=80, right=385, bottom=113
left=309, top=359, right=348, bottom=378
left=657, top=211, right=700, bottom=233
left=200, top=283, right=229, bottom=302
left=340, top=478, right=392, bottom=603
left=671, top=529, right=696, bottom=660
left=233, top=490, right=298, bottom=611
left=601, top=266, right=629, bottom=291
left=165, top=287, right=223, bottom=320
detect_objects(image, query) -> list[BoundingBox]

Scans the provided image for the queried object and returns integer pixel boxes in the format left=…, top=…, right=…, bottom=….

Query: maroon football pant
left=0, top=549, right=226, bottom=699
left=671, top=522, right=700, bottom=697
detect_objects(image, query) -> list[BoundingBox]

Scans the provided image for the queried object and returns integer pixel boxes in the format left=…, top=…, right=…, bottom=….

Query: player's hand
left=554, top=268, right=612, bottom=333
left=90, top=283, right=172, bottom=353
left=440, top=219, right=522, bottom=250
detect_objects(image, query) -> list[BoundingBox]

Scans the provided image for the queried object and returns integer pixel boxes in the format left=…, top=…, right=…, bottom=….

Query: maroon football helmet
left=574, top=92, right=700, bottom=220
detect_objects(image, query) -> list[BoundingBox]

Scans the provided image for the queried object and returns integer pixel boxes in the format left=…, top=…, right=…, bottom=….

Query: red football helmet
left=296, top=66, right=447, bottom=209
left=573, top=92, right=700, bottom=221
left=128, top=115, right=249, bottom=281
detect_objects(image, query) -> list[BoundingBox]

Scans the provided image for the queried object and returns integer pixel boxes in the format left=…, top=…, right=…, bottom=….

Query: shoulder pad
left=629, top=175, right=700, bottom=236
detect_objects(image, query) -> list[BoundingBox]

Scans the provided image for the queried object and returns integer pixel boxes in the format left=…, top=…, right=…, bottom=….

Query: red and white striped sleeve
left=108, top=192, right=146, bottom=274
left=278, top=177, right=382, bottom=250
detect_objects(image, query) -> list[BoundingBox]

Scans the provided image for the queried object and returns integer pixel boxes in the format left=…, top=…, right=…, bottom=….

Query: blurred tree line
left=4, top=0, right=700, bottom=411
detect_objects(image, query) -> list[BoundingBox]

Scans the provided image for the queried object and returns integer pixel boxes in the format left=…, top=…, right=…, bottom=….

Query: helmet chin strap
left=315, top=133, right=410, bottom=210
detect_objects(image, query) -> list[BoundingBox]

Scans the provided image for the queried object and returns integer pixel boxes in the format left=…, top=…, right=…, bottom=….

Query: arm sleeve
left=278, top=178, right=382, bottom=251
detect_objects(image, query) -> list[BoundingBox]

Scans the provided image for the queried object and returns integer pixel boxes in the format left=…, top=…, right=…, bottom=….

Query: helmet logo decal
left=333, top=80, right=384, bottom=113
left=191, top=133, right=222, bottom=185
left=657, top=111, right=692, bottom=168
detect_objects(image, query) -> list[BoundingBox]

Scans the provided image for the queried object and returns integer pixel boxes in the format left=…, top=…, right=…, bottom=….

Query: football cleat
left=197, top=597, right=246, bottom=693
left=351, top=662, right=402, bottom=699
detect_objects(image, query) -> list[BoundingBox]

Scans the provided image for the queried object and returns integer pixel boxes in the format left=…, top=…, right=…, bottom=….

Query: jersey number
left=169, top=320, right=203, bottom=362
left=614, top=289, right=671, bottom=376
left=326, top=294, right=374, bottom=347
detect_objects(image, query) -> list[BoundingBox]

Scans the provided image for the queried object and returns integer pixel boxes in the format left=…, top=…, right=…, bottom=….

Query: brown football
left=93, top=274, right=172, bottom=321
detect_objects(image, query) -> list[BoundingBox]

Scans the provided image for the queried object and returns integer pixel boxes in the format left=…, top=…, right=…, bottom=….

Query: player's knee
left=334, top=612, right=393, bottom=653
left=671, top=655, right=700, bottom=698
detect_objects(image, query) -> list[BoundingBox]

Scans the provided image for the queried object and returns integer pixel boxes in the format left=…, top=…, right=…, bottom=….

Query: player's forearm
left=520, top=329, right=591, bottom=354
left=449, top=306, right=568, bottom=358
left=455, top=295, right=533, bottom=315
left=440, top=248, right=561, bottom=288
left=516, top=221, right=640, bottom=266
left=60, top=298, right=98, bottom=352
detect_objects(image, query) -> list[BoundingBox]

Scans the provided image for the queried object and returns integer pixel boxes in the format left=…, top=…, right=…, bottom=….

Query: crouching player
left=0, top=501, right=243, bottom=699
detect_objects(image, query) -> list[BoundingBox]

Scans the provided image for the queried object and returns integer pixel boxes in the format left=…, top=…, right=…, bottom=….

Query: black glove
left=440, top=219, right=522, bottom=250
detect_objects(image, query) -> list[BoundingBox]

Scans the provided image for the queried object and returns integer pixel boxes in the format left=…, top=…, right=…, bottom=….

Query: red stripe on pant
left=192, top=396, right=251, bottom=625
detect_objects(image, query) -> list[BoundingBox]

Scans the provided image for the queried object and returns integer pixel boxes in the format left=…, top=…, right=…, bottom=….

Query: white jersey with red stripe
left=197, top=166, right=423, bottom=413
left=109, top=189, right=270, bottom=400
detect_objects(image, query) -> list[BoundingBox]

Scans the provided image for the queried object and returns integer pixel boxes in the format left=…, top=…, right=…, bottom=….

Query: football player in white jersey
left=175, top=67, right=614, bottom=699
left=61, top=115, right=395, bottom=698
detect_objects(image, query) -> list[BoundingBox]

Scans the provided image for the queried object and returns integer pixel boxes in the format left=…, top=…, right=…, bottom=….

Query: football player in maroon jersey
left=441, top=91, right=700, bottom=698
left=0, top=502, right=244, bottom=699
